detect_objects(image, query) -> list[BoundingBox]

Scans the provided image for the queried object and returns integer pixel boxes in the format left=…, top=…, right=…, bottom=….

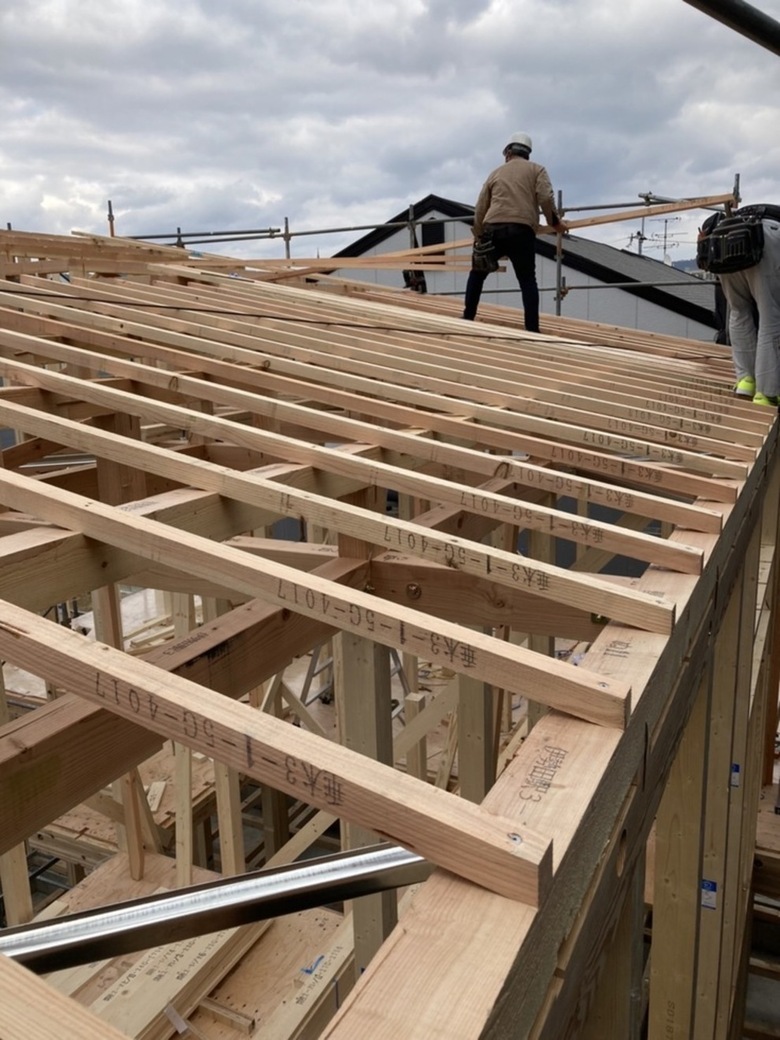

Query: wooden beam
left=0, top=599, right=553, bottom=905
left=0, top=330, right=730, bottom=534
left=0, top=953, right=132, bottom=1040
left=0, top=385, right=693, bottom=622
left=0, top=283, right=754, bottom=467
left=319, top=420, right=777, bottom=1039
left=0, top=299, right=745, bottom=502
left=0, top=230, right=773, bottom=1038
left=0, top=469, right=632, bottom=728
left=0, top=561, right=366, bottom=854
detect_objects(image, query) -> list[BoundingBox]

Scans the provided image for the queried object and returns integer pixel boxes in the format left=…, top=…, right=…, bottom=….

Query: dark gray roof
left=335, top=194, right=717, bottom=329
left=536, top=234, right=715, bottom=316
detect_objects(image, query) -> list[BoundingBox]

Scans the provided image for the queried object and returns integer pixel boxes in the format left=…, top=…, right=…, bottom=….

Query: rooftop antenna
left=649, top=215, right=681, bottom=258
left=628, top=229, right=647, bottom=255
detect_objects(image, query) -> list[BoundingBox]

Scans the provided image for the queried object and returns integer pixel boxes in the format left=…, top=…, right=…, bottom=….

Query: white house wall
left=333, top=213, right=716, bottom=341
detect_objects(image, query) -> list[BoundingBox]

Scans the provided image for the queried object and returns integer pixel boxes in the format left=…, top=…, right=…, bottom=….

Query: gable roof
left=334, top=194, right=717, bottom=329
left=334, top=194, right=473, bottom=257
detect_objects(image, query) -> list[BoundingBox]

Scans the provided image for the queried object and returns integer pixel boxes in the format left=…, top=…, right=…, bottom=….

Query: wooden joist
left=0, top=230, right=776, bottom=1040
left=0, top=468, right=630, bottom=729
left=0, top=953, right=131, bottom=1040
left=0, top=599, right=551, bottom=905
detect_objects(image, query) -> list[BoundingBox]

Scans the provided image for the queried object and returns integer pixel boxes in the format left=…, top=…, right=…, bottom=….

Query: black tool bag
left=735, top=203, right=780, bottom=222
left=697, top=212, right=765, bottom=274
left=472, top=231, right=499, bottom=273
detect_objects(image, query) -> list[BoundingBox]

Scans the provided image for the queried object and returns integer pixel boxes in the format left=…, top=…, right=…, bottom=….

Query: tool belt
left=472, top=231, right=499, bottom=273
left=697, top=210, right=770, bottom=275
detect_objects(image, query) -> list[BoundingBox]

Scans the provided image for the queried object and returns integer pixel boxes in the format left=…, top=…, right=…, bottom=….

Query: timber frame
left=0, top=229, right=777, bottom=1039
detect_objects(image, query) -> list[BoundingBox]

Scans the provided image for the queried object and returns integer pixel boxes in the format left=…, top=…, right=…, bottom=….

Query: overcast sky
left=3, top=0, right=780, bottom=262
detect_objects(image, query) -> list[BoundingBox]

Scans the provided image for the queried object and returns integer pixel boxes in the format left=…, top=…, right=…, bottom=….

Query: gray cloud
left=2, top=0, right=779, bottom=260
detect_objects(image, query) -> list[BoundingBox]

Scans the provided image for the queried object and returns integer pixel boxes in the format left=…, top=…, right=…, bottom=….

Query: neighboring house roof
left=334, top=193, right=716, bottom=329
left=334, top=194, right=472, bottom=257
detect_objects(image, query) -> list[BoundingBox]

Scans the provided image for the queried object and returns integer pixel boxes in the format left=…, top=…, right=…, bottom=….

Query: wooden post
left=581, top=855, right=647, bottom=1040
left=458, top=627, right=495, bottom=804
left=174, top=740, right=194, bottom=887
left=254, top=677, right=291, bottom=860
left=760, top=457, right=780, bottom=786
left=93, top=411, right=149, bottom=880
left=714, top=521, right=761, bottom=1035
left=0, top=662, right=33, bottom=925
left=527, top=513, right=556, bottom=729
left=93, top=583, right=146, bottom=881
left=694, top=574, right=747, bottom=1039
left=648, top=664, right=711, bottom=1038
left=730, top=463, right=780, bottom=1028
left=403, top=691, right=428, bottom=781
left=213, top=763, right=245, bottom=876
left=173, top=592, right=197, bottom=887
left=333, top=630, right=397, bottom=977
left=202, top=596, right=245, bottom=876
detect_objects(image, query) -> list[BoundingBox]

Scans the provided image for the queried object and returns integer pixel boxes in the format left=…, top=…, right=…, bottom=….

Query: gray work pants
left=720, top=218, right=780, bottom=396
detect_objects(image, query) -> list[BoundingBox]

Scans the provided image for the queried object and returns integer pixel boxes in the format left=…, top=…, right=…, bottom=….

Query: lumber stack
left=0, top=230, right=777, bottom=1039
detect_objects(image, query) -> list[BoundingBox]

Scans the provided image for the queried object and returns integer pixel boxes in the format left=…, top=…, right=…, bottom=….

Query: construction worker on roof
left=699, top=204, right=780, bottom=408
left=463, top=132, right=567, bottom=332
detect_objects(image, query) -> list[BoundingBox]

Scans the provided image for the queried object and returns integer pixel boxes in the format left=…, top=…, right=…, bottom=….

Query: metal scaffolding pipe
left=682, top=0, right=780, bottom=57
left=0, top=844, right=429, bottom=974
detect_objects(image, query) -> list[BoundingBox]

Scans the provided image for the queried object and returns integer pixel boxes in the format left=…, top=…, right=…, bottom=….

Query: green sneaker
left=753, top=392, right=779, bottom=407
left=734, top=376, right=756, bottom=397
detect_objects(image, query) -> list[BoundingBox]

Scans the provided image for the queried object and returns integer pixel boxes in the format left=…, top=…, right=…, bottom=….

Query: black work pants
left=463, top=222, right=540, bottom=331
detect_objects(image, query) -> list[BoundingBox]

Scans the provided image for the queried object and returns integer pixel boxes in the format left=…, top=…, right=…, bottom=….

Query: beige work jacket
left=473, top=156, right=557, bottom=237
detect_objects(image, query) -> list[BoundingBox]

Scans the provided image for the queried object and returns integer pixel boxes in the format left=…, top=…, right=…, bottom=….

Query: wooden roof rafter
left=0, top=229, right=776, bottom=1040
left=0, top=273, right=759, bottom=482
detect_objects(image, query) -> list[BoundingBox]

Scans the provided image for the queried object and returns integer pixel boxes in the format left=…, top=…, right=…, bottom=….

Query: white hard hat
left=506, top=132, right=532, bottom=154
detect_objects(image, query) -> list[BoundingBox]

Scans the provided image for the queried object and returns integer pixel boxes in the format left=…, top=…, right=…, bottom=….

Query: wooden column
left=730, top=463, right=780, bottom=1031
left=581, top=855, right=647, bottom=1040
left=172, top=592, right=197, bottom=887
left=253, top=677, right=291, bottom=860
left=526, top=510, right=555, bottom=730
left=213, top=763, right=245, bottom=876
left=648, top=663, right=711, bottom=1039
left=760, top=458, right=780, bottom=786
left=397, top=495, right=421, bottom=740
left=333, top=483, right=398, bottom=974
left=403, top=691, right=428, bottom=781
left=694, top=565, right=750, bottom=1039
left=202, top=597, right=245, bottom=877
left=714, top=521, right=761, bottom=1035
left=93, top=411, right=149, bottom=880
left=0, top=662, right=33, bottom=925
left=333, top=630, right=397, bottom=977
left=458, top=627, right=495, bottom=804
left=92, top=584, right=146, bottom=881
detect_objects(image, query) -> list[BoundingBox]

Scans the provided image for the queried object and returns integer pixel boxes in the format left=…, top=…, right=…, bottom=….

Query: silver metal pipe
left=0, top=844, right=429, bottom=974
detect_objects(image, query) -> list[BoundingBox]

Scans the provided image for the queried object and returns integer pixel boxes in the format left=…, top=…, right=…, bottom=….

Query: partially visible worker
left=698, top=204, right=780, bottom=407
left=463, top=131, right=567, bottom=331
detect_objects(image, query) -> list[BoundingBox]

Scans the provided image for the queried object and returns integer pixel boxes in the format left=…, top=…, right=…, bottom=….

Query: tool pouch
left=697, top=214, right=764, bottom=274
left=472, top=231, right=499, bottom=273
